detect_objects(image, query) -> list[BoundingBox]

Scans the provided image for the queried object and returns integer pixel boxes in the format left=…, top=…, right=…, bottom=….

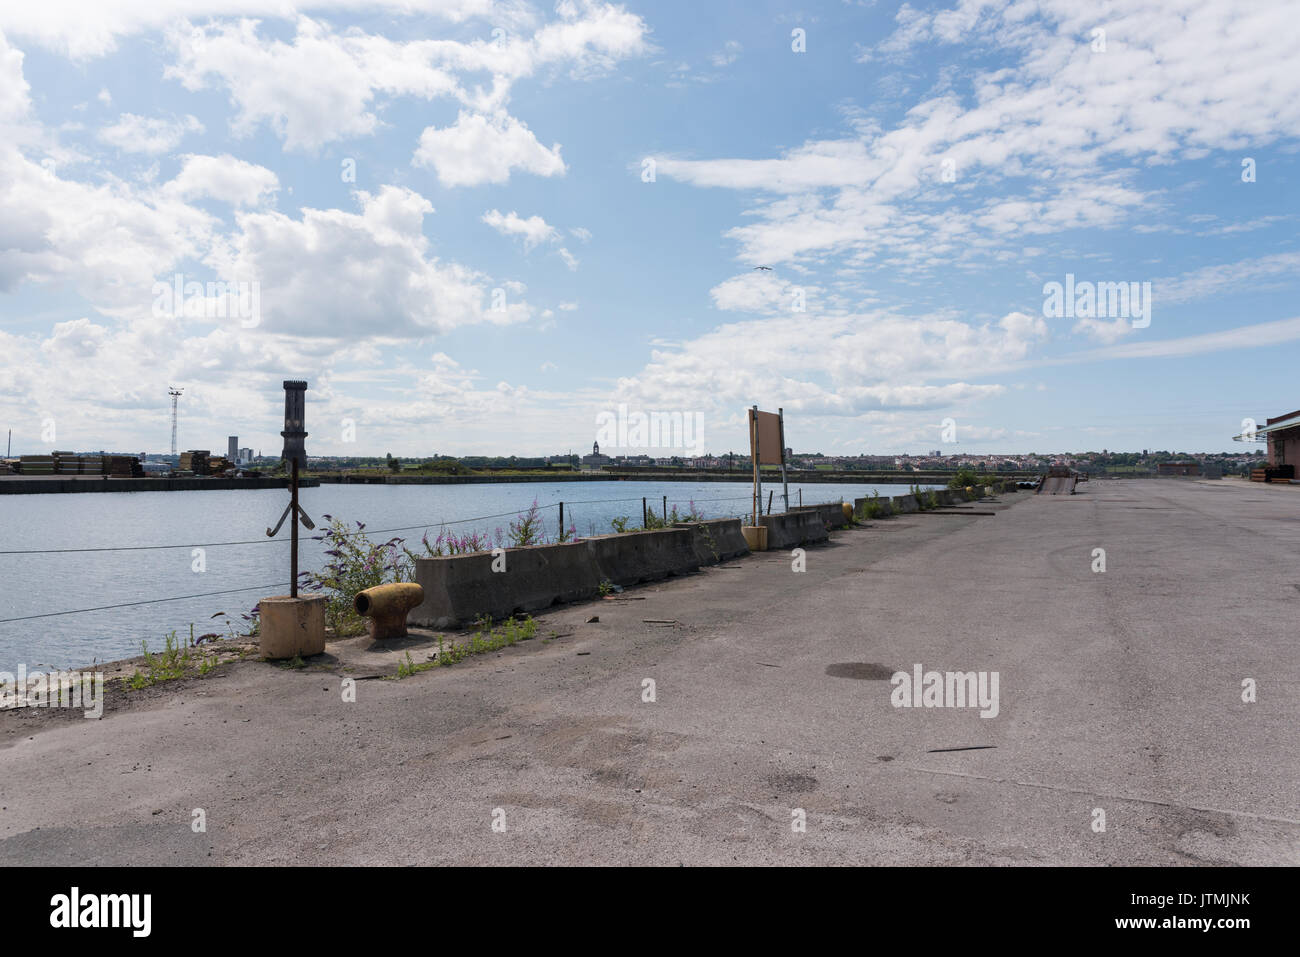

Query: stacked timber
left=103, top=455, right=143, bottom=477
left=179, top=450, right=211, bottom=475
left=18, top=454, right=55, bottom=475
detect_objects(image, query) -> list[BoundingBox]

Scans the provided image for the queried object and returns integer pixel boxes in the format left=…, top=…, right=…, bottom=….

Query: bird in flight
left=754, top=265, right=773, bottom=271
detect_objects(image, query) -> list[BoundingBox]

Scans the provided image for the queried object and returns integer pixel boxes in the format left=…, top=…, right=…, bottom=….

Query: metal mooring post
left=266, top=380, right=314, bottom=594
left=290, top=457, right=299, bottom=597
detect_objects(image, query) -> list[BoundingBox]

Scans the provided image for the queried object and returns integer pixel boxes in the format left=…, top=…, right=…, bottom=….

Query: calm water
left=0, top=479, right=935, bottom=671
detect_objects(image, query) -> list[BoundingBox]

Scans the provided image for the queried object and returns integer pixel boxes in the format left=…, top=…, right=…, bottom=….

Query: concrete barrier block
left=760, top=510, right=830, bottom=548
left=259, top=594, right=327, bottom=659
left=853, top=496, right=894, bottom=518
left=673, top=518, right=750, bottom=565
left=891, top=493, right=920, bottom=513
left=585, top=527, right=699, bottom=586
left=741, top=525, right=768, bottom=552
left=793, top=503, right=846, bottom=529
left=819, top=502, right=847, bottom=528
left=411, top=542, right=600, bottom=629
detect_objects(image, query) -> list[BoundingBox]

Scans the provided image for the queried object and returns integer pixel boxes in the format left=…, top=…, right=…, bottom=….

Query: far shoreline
left=0, top=469, right=1030, bottom=494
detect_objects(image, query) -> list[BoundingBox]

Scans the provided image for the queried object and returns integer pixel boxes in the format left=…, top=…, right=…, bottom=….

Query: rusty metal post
left=290, top=457, right=299, bottom=597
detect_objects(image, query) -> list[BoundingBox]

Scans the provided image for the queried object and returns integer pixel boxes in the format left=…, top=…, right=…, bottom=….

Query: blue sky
left=1, top=0, right=1297, bottom=459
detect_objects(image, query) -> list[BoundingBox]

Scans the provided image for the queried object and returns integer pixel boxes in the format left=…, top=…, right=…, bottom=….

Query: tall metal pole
left=168, top=388, right=182, bottom=458
left=750, top=405, right=760, bottom=526
left=290, top=457, right=299, bottom=598
left=778, top=407, right=790, bottom=514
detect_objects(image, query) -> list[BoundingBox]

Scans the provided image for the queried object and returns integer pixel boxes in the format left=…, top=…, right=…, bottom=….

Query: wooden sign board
left=748, top=409, right=783, bottom=465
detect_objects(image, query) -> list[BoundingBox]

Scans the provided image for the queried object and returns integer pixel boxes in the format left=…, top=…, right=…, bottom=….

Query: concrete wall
left=793, top=502, right=848, bottom=529
left=891, top=493, right=919, bottom=513
left=761, top=510, right=830, bottom=548
left=410, top=541, right=601, bottom=629
left=411, top=526, right=705, bottom=628
left=583, top=527, right=699, bottom=586
left=673, top=518, right=750, bottom=565
left=853, top=495, right=897, bottom=517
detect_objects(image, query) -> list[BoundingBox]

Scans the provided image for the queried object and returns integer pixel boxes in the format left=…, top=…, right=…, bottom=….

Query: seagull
left=754, top=265, right=773, bottom=271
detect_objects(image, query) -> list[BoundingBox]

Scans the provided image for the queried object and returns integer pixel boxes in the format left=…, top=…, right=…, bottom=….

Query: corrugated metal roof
left=1233, top=413, right=1300, bottom=442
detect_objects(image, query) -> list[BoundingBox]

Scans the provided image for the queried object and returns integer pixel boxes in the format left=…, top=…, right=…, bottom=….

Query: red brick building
left=1236, top=409, right=1300, bottom=481
left=1263, top=409, right=1300, bottom=469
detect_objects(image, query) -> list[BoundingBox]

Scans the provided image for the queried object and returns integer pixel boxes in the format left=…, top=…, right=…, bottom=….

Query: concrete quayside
left=2, top=476, right=1294, bottom=865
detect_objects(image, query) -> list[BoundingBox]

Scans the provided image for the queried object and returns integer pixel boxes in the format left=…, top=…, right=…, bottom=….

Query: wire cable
left=0, top=583, right=287, bottom=624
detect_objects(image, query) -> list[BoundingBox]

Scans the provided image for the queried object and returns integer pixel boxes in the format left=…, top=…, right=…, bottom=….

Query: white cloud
left=162, top=5, right=647, bottom=155
left=97, top=112, right=203, bottom=154
left=481, top=209, right=560, bottom=250
left=615, top=309, right=1046, bottom=418
left=710, top=272, right=821, bottom=315
left=0, top=1, right=495, bottom=59
left=0, top=32, right=30, bottom=122
left=1072, top=316, right=1135, bottom=345
left=709, top=40, right=742, bottom=67
left=652, top=0, right=1300, bottom=270
left=0, top=137, right=216, bottom=305
left=1076, top=316, right=1300, bottom=362
left=413, top=110, right=565, bottom=186
left=1157, top=251, right=1300, bottom=305
left=214, top=185, right=531, bottom=338
left=165, top=153, right=278, bottom=207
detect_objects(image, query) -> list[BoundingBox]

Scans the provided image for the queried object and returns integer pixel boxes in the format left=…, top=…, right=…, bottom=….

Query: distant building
left=228, top=436, right=238, bottom=461
left=581, top=441, right=611, bottom=468
left=1262, top=410, right=1300, bottom=469
left=1236, top=408, right=1300, bottom=481
left=1157, top=462, right=1200, bottom=476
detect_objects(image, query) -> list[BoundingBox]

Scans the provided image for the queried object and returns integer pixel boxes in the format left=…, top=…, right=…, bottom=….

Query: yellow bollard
left=353, top=582, right=425, bottom=640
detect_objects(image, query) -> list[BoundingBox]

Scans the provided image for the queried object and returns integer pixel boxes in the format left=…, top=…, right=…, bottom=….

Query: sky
left=0, top=0, right=1297, bottom=460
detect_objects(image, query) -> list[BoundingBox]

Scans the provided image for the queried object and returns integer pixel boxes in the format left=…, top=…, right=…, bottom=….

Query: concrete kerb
left=673, top=518, right=750, bottom=565
left=891, top=493, right=920, bottom=514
